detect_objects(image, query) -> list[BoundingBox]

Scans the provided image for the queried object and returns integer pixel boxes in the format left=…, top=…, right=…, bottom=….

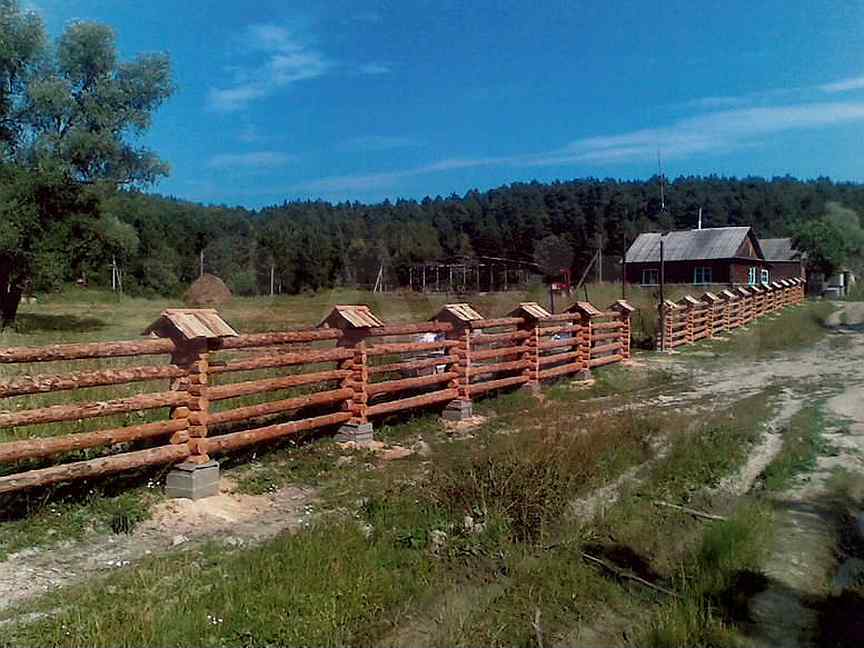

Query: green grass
left=760, top=403, right=831, bottom=491
left=638, top=502, right=775, bottom=648
left=0, top=487, right=159, bottom=561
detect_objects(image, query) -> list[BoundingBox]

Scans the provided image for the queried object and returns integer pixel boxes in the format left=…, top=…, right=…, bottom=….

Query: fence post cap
left=142, top=308, right=238, bottom=342
left=317, top=305, right=385, bottom=330
left=701, top=291, right=721, bottom=303
left=565, top=301, right=602, bottom=318
left=507, top=302, right=551, bottom=322
left=430, top=303, right=485, bottom=325
left=678, top=295, right=701, bottom=307
left=608, top=299, right=635, bottom=314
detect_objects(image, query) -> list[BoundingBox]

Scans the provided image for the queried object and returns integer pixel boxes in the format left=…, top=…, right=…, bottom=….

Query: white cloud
left=290, top=99, right=864, bottom=195
left=207, top=151, right=297, bottom=170
left=208, top=22, right=390, bottom=112
left=819, top=75, right=864, bottom=93
left=357, top=63, right=391, bottom=76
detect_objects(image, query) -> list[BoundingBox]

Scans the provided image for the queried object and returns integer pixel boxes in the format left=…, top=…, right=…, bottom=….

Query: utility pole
left=660, top=236, right=666, bottom=351
left=111, top=255, right=117, bottom=292
left=199, top=249, right=204, bottom=278
left=270, top=263, right=275, bottom=297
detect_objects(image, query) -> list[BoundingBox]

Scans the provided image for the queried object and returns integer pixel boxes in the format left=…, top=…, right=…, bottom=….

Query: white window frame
left=641, top=268, right=659, bottom=286
left=693, top=266, right=712, bottom=285
left=748, top=267, right=757, bottom=286
left=761, top=269, right=769, bottom=284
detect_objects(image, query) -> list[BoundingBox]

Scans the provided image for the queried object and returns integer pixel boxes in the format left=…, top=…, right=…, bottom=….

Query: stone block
left=165, top=460, right=220, bottom=500
left=442, top=399, right=473, bottom=421
left=335, top=421, right=374, bottom=444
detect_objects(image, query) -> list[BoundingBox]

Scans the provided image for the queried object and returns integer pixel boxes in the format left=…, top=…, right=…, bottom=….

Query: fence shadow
left=13, top=313, right=107, bottom=334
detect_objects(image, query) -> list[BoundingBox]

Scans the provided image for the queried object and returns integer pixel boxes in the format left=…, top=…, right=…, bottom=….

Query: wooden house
left=625, top=226, right=770, bottom=287
left=758, top=238, right=805, bottom=281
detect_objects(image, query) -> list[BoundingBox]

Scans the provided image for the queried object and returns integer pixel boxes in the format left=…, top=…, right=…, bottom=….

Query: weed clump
left=427, top=412, right=659, bottom=544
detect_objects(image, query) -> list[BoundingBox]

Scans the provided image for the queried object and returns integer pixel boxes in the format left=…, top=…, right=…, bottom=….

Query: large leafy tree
left=0, top=0, right=173, bottom=326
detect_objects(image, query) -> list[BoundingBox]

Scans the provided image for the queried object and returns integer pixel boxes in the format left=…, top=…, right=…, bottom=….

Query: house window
left=748, top=267, right=757, bottom=285
left=641, top=269, right=659, bottom=286
left=693, top=266, right=712, bottom=285
left=761, top=269, right=769, bottom=284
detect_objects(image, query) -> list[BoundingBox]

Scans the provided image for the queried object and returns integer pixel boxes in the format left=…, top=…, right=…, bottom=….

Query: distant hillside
left=82, top=175, right=864, bottom=297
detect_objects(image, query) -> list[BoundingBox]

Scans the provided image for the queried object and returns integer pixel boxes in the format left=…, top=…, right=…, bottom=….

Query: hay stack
left=184, top=273, right=233, bottom=306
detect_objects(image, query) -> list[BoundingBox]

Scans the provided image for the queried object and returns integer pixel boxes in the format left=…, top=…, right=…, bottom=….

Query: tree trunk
left=0, top=259, right=21, bottom=329
left=0, top=286, right=22, bottom=329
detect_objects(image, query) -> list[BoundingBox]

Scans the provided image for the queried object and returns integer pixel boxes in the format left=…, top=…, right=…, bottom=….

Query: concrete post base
left=442, top=399, right=473, bottom=421
left=335, top=421, right=374, bottom=444
left=520, top=382, right=541, bottom=396
left=165, top=460, right=220, bottom=500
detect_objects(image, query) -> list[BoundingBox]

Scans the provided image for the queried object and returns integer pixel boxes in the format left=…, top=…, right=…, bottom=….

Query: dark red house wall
left=769, top=261, right=805, bottom=281
left=625, top=259, right=771, bottom=286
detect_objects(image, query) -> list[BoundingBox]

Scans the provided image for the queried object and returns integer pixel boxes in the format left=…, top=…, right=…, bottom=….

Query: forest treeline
left=70, top=175, right=864, bottom=297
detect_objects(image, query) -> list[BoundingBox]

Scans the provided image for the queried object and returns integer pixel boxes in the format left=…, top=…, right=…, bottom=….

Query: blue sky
left=30, top=0, right=864, bottom=207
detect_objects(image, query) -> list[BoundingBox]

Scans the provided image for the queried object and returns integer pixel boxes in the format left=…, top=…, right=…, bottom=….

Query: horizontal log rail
left=538, top=361, right=586, bottom=380
left=366, top=340, right=459, bottom=356
left=207, top=370, right=351, bottom=402
left=362, top=322, right=453, bottom=337
left=537, top=338, right=579, bottom=351
left=469, top=330, right=530, bottom=345
left=208, top=388, right=352, bottom=426
left=544, top=313, right=582, bottom=322
left=464, top=346, right=524, bottom=361
left=468, top=375, right=529, bottom=396
left=0, top=390, right=188, bottom=428
left=538, top=350, right=582, bottom=366
left=209, top=348, right=352, bottom=375
left=0, top=419, right=189, bottom=464
left=0, top=365, right=187, bottom=399
left=367, top=371, right=457, bottom=397
left=366, top=388, right=458, bottom=417
left=590, top=331, right=620, bottom=343
left=469, top=359, right=531, bottom=376
left=368, top=355, right=457, bottom=375
left=219, top=329, right=343, bottom=350
left=537, top=324, right=581, bottom=336
left=592, top=321, right=625, bottom=331
left=469, top=317, right=525, bottom=329
left=591, top=342, right=622, bottom=356
left=205, top=412, right=352, bottom=454
left=0, top=339, right=175, bottom=364
left=590, top=354, right=624, bottom=368
left=0, top=444, right=192, bottom=495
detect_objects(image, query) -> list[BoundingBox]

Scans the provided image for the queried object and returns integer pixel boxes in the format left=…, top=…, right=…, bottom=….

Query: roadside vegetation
left=0, top=372, right=785, bottom=647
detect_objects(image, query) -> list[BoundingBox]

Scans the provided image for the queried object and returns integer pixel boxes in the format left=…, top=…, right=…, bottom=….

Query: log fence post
left=433, top=304, right=483, bottom=421
left=608, top=300, right=634, bottom=360
left=144, top=308, right=239, bottom=499
left=566, top=302, right=601, bottom=377
left=318, top=305, right=382, bottom=443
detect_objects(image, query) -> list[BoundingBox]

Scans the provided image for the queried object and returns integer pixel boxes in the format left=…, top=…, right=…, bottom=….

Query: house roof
left=759, top=238, right=800, bottom=262
left=625, top=227, right=761, bottom=263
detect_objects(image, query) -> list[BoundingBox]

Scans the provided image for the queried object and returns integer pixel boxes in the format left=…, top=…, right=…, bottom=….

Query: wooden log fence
left=657, top=278, right=805, bottom=351
left=0, top=298, right=635, bottom=495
